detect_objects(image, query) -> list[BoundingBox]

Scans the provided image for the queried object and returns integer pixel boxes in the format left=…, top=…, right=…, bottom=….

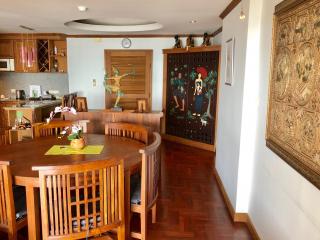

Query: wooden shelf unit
left=37, top=39, right=50, bottom=72
left=0, top=34, right=67, bottom=73
left=49, top=40, right=68, bottom=73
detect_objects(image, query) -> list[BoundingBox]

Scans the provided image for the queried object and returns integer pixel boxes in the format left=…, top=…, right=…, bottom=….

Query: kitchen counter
left=3, top=100, right=61, bottom=110
left=2, top=100, right=61, bottom=127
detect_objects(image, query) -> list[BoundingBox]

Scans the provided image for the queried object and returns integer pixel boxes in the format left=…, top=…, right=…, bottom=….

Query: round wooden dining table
left=0, top=134, right=144, bottom=240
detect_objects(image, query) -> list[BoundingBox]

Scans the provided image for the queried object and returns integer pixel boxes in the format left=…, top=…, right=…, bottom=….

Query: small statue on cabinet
left=173, top=35, right=182, bottom=48
left=104, top=66, right=134, bottom=111
left=186, top=35, right=195, bottom=49
left=202, top=32, right=211, bottom=47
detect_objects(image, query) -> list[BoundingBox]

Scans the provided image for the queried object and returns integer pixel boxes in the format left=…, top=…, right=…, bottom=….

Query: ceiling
left=0, top=0, right=229, bottom=35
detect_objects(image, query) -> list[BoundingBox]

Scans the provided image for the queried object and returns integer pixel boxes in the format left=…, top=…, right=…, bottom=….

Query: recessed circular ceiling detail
left=65, top=18, right=162, bottom=32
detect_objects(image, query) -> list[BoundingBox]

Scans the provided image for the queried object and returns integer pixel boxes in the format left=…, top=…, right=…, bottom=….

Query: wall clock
left=121, top=38, right=132, bottom=48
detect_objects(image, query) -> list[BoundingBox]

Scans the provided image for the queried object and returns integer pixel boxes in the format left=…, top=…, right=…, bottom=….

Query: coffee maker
left=16, top=90, right=26, bottom=100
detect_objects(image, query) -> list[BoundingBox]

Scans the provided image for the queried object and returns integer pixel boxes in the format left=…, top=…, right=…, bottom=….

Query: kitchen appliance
left=16, top=90, right=26, bottom=100
left=0, top=59, right=15, bottom=71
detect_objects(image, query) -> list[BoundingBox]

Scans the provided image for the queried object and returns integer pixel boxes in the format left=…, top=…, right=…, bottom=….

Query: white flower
left=71, top=125, right=81, bottom=133
left=70, top=107, right=77, bottom=115
left=54, top=106, right=62, bottom=113
left=60, top=130, right=67, bottom=135
left=62, top=107, right=70, bottom=112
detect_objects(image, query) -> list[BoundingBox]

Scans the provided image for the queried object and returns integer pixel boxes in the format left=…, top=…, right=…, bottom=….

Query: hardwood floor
left=0, top=140, right=252, bottom=240
left=146, top=141, right=252, bottom=240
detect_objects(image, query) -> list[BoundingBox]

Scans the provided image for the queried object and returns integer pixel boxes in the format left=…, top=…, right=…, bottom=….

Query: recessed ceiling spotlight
left=78, top=6, right=88, bottom=12
left=189, top=20, right=197, bottom=24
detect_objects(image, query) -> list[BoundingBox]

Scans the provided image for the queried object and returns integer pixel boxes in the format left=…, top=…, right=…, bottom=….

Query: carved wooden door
left=165, top=50, right=220, bottom=145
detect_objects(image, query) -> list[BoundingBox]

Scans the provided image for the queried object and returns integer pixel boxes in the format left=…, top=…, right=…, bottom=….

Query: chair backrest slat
left=105, top=122, right=148, bottom=144
left=0, top=128, right=10, bottom=145
left=33, top=121, right=74, bottom=138
left=140, top=132, right=161, bottom=208
left=0, top=161, right=18, bottom=236
left=33, top=159, right=125, bottom=239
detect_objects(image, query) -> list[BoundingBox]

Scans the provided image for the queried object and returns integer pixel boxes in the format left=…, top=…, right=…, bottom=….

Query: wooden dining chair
left=33, top=120, right=74, bottom=138
left=0, top=161, right=27, bottom=240
left=32, top=159, right=125, bottom=240
left=130, top=132, right=161, bottom=240
left=0, top=128, right=9, bottom=145
left=105, top=123, right=148, bottom=145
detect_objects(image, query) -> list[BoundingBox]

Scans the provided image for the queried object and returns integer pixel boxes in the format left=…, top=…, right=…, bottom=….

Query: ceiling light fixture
left=239, top=2, right=246, bottom=20
left=78, top=6, right=88, bottom=12
left=65, top=18, right=163, bottom=32
left=240, top=10, right=246, bottom=20
left=19, top=25, right=35, bottom=31
left=189, top=20, right=197, bottom=24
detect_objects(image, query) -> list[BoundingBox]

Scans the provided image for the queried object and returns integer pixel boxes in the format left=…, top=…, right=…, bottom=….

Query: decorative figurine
left=186, top=35, right=195, bottom=49
left=104, top=66, right=134, bottom=111
left=202, top=32, right=211, bottom=47
left=173, top=35, right=182, bottom=48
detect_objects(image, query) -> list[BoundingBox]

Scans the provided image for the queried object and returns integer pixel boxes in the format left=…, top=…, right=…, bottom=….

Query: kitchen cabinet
left=0, top=34, right=68, bottom=73
left=4, top=100, right=61, bottom=126
left=0, top=40, right=14, bottom=58
left=13, top=40, right=38, bottom=72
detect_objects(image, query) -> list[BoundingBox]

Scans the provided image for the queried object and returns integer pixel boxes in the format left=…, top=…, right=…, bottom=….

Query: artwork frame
left=162, top=46, right=221, bottom=152
left=225, top=37, right=235, bottom=86
left=266, top=0, right=320, bottom=189
left=29, top=85, right=41, bottom=98
left=137, top=98, right=147, bottom=113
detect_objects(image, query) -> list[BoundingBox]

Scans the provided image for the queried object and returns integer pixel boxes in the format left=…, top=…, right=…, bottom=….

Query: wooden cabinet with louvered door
left=14, top=40, right=38, bottom=72
left=104, top=50, right=152, bottom=111
left=0, top=40, right=14, bottom=58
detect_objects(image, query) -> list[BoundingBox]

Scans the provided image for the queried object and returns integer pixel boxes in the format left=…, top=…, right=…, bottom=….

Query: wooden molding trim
left=162, top=45, right=221, bottom=54
left=219, top=0, right=242, bottom=19
left=162, top=134, right=215, bottom=152
left=213, top=167, right=260, bottom=240
left=0, top=33, right=67, bottom=40
left=0, top=32, right=224, bottom=40
left=213, top=167, right=235, bottom=219
left=274, top=0, right=305, bottom=15
left=67, top=34, right=208, bottom=38
left=212, top=27, right=223, bottom=38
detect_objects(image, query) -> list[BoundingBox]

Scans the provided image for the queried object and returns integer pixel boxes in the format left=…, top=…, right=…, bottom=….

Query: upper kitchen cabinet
left=50, top=40, right=68, bottom=73
left=0, top=34, right=68, bottom=73
left=0, top=40, right=14, bottom=58
left=37, top=39, right=68, bottom=73
left=14, top=39, right=38, bottom=72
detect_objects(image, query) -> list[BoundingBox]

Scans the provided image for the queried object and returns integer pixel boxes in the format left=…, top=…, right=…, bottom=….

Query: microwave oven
left=0, top=59, right=15, bottom=71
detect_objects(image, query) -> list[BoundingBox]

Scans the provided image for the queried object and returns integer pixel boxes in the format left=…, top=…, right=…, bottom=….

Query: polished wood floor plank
left=145, top=141, right=252, bottom=240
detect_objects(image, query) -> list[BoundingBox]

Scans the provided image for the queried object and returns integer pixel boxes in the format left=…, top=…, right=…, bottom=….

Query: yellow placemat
left=45, top=145, right=104, bottom=155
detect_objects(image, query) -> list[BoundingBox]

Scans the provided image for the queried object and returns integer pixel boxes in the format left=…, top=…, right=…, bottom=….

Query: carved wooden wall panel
left=165, top=50, right=220, bottom=145
left=267, top=0, right=320, bottom=189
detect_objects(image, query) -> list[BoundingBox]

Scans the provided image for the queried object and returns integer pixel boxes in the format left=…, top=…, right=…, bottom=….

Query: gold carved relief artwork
left=267, top=0, right=320, bottom=189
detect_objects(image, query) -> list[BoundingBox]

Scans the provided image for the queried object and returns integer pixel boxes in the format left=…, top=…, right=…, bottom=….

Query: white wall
left=215, top=1, right=249, bottom=208
left=248, top=0, right=320, bottom=239
left=216, top=0, right=320, bottom=239
left=67, top=37, right=219, bottom=110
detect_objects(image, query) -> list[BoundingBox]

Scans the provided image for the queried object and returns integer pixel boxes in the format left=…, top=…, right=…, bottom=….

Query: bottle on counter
left=53, top=45, right=58, bottom=55
left=53, top=59, right=59, bottom=72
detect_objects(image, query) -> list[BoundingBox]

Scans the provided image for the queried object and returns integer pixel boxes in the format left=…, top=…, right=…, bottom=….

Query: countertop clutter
left=0, top=99, right=61, bottom=130
left=3, top=99, right=61, bottom=109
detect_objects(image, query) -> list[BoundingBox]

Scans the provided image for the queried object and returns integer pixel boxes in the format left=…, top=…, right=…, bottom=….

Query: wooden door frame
left=161, top=46, right=221, bottom=152
left=104, top=49, right=153, bottom=111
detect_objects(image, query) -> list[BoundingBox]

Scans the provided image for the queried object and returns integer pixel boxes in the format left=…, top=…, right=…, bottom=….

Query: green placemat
left=45, top=145, right=104, bottom=155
